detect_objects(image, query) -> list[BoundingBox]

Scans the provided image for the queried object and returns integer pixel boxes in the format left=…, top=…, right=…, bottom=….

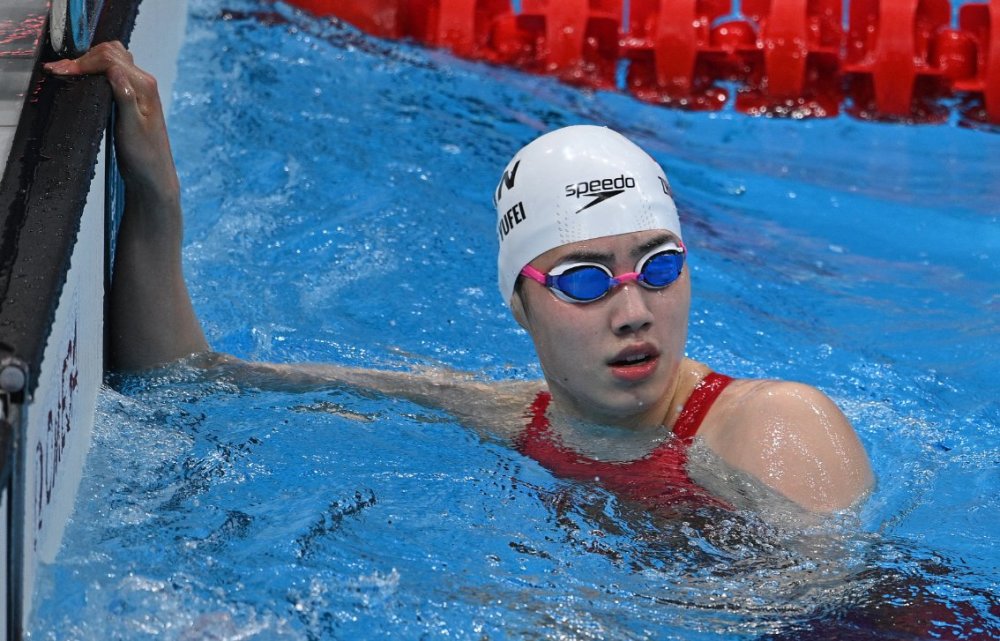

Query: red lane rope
left=286, top=0, right=1000, bottom=126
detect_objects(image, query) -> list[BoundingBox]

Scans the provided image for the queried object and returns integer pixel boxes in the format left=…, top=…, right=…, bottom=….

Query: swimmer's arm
left=46, top=43, right=209, bottom=371
left=199, top=354, right=538, bottom=441
left=702, top=381, right=874, bottom=513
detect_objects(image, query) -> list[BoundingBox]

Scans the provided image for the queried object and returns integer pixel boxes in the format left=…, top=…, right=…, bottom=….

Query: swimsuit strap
left=671, top=372, right=734, bottom=442
left=516, top=390, right=554, bottom=451
left=527, top=390, right=552, bottom=429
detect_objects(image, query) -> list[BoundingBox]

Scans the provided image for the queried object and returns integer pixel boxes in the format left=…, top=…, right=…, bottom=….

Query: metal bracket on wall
left=0, top=358, right=28, bottom=419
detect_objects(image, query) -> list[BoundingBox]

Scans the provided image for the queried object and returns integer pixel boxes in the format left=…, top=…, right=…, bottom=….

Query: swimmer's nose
left=609, top=282, right=654, bottom=335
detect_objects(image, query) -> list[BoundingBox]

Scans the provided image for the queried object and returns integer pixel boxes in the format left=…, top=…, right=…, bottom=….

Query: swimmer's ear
left=510, top=290, right=530, bottom=330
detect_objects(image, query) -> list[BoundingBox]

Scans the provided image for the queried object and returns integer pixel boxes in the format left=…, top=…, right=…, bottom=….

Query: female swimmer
left=45, top=42, right=873, bottom=514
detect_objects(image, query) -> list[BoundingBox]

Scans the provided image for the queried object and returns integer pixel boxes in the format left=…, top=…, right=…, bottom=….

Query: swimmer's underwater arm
left=46, top=43, right=209, bottom=371
left=200, top=354, right=538, bottom=441
left=699, top=380, right=874, bottom=513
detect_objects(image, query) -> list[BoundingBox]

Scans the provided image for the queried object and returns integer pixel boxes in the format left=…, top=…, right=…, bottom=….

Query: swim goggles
left=520, top=241, right=686, bottom=303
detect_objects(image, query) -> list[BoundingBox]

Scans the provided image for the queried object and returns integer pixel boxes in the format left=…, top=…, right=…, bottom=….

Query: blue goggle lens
left=551, top=267, right=613, bottom=301
left=639, top=251, right=684, bottom=287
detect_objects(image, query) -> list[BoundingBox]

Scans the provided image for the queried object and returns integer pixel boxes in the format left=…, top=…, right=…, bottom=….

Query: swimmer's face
left=512, top=230, right=690, bottom=427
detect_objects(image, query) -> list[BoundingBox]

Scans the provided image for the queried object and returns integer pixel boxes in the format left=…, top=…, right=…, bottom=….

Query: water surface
left=28, top=1, right=1000, bottom=639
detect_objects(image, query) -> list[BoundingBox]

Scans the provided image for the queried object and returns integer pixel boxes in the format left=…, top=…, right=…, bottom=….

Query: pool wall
left=0, top=1, right=186, bottom=637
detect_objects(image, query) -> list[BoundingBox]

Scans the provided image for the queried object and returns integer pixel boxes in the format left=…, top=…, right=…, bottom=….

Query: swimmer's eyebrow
left=633, top=233, right=678, bottom=257
left=557, top=249, right=615, bottom=263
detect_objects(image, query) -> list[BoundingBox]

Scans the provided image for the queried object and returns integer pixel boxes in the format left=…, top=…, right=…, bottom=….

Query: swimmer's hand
left=45, top=42, right=208, bottom=371
left=44, top=41, right=179, bottom=201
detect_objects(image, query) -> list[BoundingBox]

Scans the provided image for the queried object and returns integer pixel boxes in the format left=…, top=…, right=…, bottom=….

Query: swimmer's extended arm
left=199, top=353, right=537, bottom=440
left=46, top=43, right=209, bottom=370
left=699, top=381, right=874, bottom=513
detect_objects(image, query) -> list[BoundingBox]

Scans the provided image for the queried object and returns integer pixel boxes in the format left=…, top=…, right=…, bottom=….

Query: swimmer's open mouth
left=608, top=345, right=659, bottom=367
left=610, top=354, right=653, bottom=366
left=608, top=346, right=660, bottom=382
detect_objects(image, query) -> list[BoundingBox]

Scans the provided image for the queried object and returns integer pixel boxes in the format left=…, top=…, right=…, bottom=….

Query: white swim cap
left=495, top=125, right=682, bottom=305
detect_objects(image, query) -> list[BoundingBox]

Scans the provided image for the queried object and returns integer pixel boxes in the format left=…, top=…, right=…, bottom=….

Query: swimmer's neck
left=544, top=358, right=712, bottom=432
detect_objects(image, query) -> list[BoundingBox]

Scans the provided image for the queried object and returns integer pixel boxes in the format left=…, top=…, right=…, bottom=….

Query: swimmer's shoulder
left=696, top=376, right=874, bottom=512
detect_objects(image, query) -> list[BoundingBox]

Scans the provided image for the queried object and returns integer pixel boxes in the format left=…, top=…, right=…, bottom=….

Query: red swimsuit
left=515, top=373, right=734, bottom=509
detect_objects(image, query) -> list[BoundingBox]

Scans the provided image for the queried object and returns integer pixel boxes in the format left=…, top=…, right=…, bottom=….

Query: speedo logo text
left=565, top=174, right=636, bottom=213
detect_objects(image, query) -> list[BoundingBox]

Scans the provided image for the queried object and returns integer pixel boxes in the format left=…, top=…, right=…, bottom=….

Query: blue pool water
left=29, top=0, right=999, bottom=639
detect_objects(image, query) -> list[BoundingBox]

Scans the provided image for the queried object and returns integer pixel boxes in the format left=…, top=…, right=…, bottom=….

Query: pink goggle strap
left=520, top=265, right=548, bottom=284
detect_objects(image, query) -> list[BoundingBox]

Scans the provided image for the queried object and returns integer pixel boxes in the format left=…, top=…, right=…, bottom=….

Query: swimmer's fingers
left=44, top=42, right=155, bottom=116
left=44, top=40, right=134, bottom=82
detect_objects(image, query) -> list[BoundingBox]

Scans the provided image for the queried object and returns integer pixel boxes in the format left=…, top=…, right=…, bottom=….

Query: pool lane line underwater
left=0, top=0, right=149, bottom=637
